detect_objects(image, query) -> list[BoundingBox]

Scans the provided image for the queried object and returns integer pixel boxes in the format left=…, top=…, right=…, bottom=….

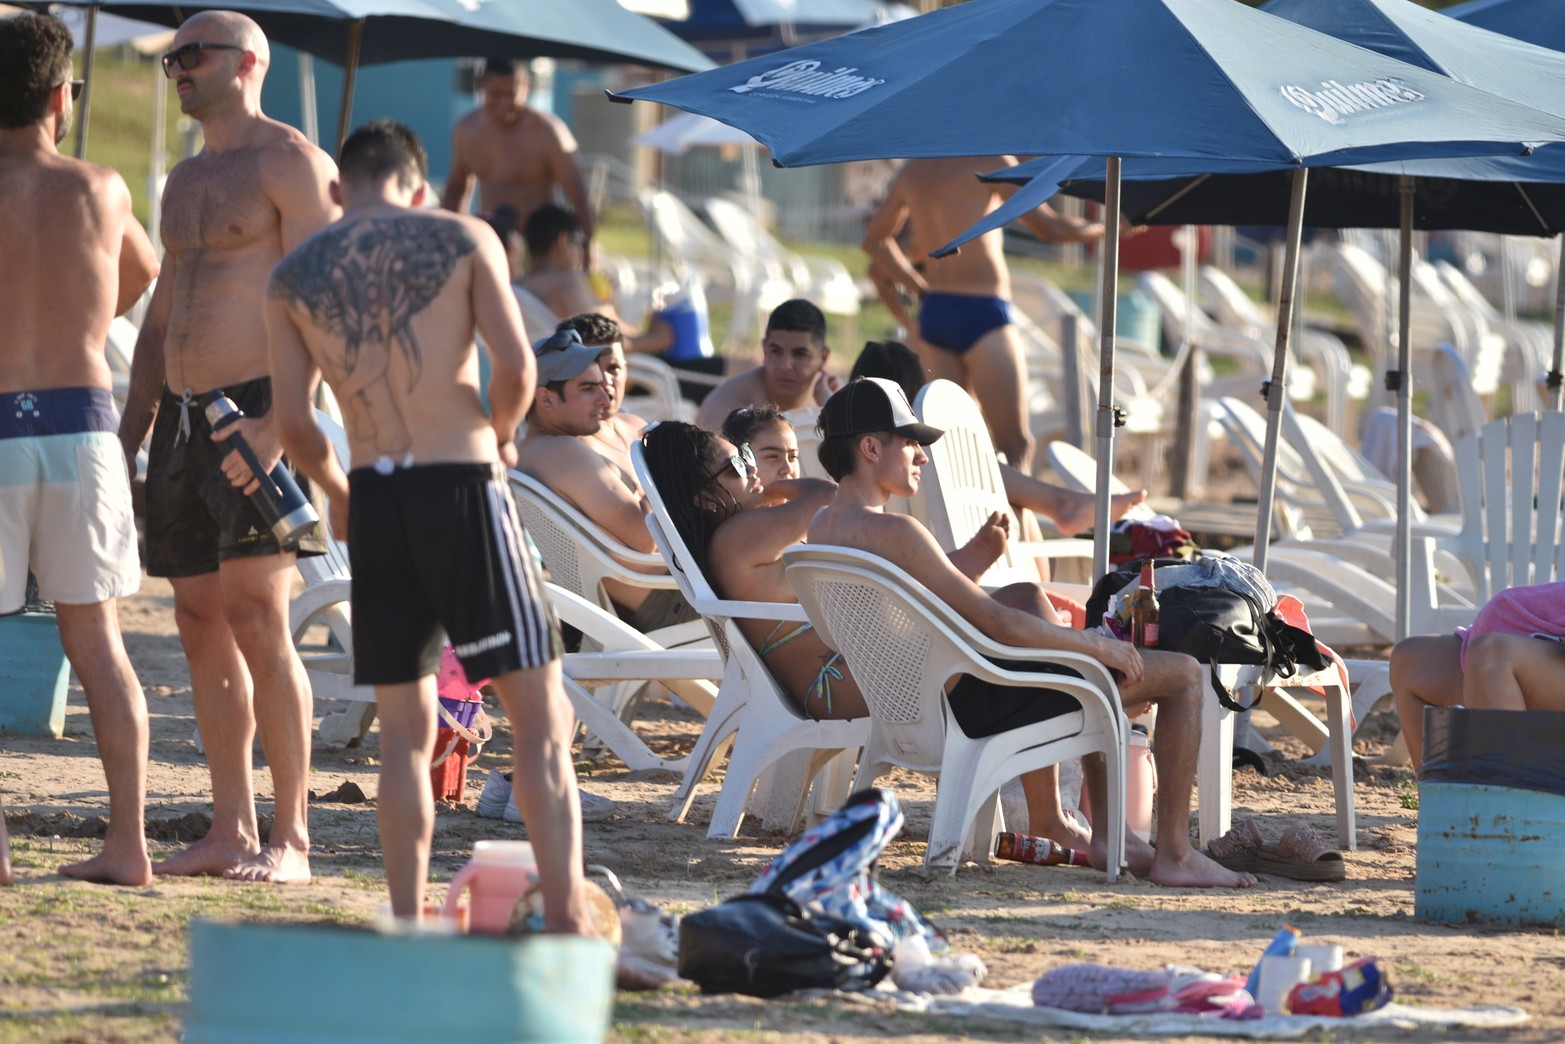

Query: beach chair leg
left=1197, top=675, right=1234, bottom=850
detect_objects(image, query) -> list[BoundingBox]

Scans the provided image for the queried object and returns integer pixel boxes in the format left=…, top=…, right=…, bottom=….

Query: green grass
left=75, top=49, right=182, bottom=228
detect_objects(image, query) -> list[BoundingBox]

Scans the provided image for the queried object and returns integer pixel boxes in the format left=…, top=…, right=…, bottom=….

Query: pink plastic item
left=437, top=646, right=489, bottom=703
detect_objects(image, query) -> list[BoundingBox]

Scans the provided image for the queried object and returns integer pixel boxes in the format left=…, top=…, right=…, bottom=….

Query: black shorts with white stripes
left=347, top=461, right=561, bottom=686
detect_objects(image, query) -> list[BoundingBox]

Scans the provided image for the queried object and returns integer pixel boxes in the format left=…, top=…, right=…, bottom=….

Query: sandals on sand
left=1206, top=820, right=1346, bottom=882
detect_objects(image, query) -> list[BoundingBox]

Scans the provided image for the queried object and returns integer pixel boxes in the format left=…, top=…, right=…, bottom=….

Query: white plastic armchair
left=783, top=544, right=1128, bottom=879
left=630, top=441, right=870, bottom=838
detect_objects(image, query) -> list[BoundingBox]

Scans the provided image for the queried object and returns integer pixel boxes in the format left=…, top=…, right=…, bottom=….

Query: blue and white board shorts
left=0, top=387, right=140, bottom=612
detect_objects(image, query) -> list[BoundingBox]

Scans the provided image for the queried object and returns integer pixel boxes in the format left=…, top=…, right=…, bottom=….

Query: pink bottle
left=441, top=840, right=538, bottom=935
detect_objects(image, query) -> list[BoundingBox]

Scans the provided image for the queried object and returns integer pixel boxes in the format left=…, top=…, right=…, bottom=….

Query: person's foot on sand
left=1086, top=833, right=1254, bottom=888
left=1051, top=489, right=1149, bottom=538
left=1030, top=811, right=1093, bottom=855
left=153, top=833, right=260, bottom=878
left=60, top=848, right=153, bottom=887
left=224, top=843, right=311, bottom=885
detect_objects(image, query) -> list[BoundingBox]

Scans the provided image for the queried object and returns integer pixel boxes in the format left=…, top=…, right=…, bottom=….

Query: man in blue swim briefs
left=265, top=119, right=597, bottom=931
left=0, top=12, right=160, bottom=886
left=863, top=157, right=1105, bottom=475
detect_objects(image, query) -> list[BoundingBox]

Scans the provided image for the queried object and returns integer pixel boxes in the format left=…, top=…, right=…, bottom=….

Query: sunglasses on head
left=161, top=42, right=244, bottom=78
left=703, top=443, right=756, bottom=488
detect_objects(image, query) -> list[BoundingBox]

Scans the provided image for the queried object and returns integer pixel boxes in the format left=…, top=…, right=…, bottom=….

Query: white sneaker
left=479, top=770, right=615, bottom=823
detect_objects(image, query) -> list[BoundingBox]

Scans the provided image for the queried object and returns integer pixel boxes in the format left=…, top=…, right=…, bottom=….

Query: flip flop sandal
left=1254, top=823, right=1346, bottom=882
left=1205, top=817, right=1263, bottom=872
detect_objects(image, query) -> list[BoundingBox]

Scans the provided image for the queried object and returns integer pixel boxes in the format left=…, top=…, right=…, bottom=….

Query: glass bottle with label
left=1127, top=560, right=1160, bottom=649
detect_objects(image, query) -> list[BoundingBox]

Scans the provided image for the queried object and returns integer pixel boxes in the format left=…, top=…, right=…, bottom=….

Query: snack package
left=1286, top=956, right=1394, bottom=1016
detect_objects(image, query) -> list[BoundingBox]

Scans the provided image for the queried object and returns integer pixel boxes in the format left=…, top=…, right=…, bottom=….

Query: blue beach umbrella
left=1446, top=0, right=1565, bottom=52
left=612, top=0, right=1565, bottom=580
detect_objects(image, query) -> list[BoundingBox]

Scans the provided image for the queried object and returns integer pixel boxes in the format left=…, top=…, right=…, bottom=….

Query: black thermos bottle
left=200, top=392, right=319, bottom=544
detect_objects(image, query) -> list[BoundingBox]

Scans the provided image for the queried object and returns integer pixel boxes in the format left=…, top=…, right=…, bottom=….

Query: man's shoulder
left=257, top=122, right=335, bottom=178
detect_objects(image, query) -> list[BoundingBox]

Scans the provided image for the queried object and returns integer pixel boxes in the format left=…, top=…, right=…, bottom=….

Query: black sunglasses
left=66, top=79, right=84, bottom=100
left=701, top=443, right=757, bottom=489
left=161, top=42, right=244, bottom=78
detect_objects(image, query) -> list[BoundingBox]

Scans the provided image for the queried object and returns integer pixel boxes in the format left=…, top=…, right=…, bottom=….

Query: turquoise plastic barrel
left=186, top=920, right=617, bottom=1042
left=0, top=612, right=69, bottom=738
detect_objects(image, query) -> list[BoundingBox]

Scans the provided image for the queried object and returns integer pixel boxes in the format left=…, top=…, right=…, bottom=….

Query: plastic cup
left=1256, top=954, right=1312, bottom=1013
left=1294, top=943, right=1344, bottom=974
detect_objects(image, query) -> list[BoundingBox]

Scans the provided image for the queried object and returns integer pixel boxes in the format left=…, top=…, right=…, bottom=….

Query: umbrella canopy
left=54, top=0, right=713, bottom=70
left=630, top=110, right=760, bottom=153
left=1446, top=0, right=1565, bottom=51
left=614, top=0, right=1565, bottom=168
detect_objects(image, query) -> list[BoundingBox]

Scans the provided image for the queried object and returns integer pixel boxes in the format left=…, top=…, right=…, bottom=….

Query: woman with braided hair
left=640, top=421, right=867, bottom=721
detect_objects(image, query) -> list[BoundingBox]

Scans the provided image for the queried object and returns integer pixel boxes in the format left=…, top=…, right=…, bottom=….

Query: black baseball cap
left=818, top=377, right=943, bottom=446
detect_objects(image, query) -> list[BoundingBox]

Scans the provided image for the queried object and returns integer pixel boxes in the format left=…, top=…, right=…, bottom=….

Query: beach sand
left=2, top=573, right=1561, bottom=1042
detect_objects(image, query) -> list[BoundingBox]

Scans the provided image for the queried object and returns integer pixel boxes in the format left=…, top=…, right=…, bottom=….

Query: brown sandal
left=1205, top=818, right=1263, bottom=872
left=1255, top=823, right=1346, bottom=882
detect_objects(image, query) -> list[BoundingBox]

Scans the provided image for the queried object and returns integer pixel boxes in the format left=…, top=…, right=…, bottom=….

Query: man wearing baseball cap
left=808, top=378, right=1254, bottom=889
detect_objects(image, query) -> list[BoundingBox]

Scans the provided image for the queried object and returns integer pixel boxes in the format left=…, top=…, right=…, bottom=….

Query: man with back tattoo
left=116, top=10, right=338, bottom=884
left=265, top=120, right=596, bottom=930
left=1, top=12, right=159, bottom=886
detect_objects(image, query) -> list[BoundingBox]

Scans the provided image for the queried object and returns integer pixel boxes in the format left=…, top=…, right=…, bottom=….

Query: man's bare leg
left=156, top=571, right=262, bottom=876
left=373, top=679, right=436, bottom=918
left=492, top=661, right=595, bottom=934
left=55, top=600, right=153, bottom=886
left=221, top=554, right=313, bottom=884
left=1389, top=635, right=1463, bottom=770
left=1, top=799, right=10, bottom=885
left=908, top=335, right=965, bottom=389
left=961, top=324, right=1035, bottom=474
left=1462, top=632, right=1565, bottom=713
left=1083, top=651, right=1256, bottom=888
left=1010, top=475, right=1149, bottom=538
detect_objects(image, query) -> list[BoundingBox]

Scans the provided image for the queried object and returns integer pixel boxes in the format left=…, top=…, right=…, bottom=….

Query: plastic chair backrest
left=512, top=285, right=561, bottom=342
left=1449, top=411, right=1565, bottom=602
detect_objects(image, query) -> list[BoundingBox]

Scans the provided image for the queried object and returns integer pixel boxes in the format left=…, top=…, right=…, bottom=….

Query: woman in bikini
left=641, top=421, right=868, bottom=721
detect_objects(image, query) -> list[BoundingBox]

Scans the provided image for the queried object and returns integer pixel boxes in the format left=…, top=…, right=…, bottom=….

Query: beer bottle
left=1128, top=560, right=1160, bottom=648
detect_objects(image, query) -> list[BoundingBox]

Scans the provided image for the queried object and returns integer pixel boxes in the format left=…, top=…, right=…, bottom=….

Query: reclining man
left=264, top=119, right=596, bottom=930
left=808, top=377, right=1254, bottom=888
left=696, top=299, right=843, bottom=430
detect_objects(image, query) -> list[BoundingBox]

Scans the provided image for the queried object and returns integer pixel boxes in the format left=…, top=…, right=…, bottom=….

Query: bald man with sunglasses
left=118, top=10, right=339, bottom=885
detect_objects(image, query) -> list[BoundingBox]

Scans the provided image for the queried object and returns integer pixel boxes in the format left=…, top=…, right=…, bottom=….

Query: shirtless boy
left=265, top=119, right=594, bottom=930
left=696, top=299, right=843, bottom=430
left=117, top=11, right=338, bottom=884
left=0, top=12, right=159, bottom=886
left=863, top=157, right=1104, bottom=474
left=441, top=58, right=593, bottom=248
left=556, top=312, right=648, bottom=479
left=808, top=378, right=1254, bottom=888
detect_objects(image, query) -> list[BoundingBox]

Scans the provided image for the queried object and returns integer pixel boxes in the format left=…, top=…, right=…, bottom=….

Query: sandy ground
left=2, top=570, right=1563, bottom=1043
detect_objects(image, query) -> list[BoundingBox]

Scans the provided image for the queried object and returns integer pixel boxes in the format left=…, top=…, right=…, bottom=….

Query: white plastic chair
left=511, top=285, right=561, bottom=343
left=623, top=354, right=698, bottom=423
left=783, top=544, right=1128, bottom=878
left=630, top=441, right=870, bottom=838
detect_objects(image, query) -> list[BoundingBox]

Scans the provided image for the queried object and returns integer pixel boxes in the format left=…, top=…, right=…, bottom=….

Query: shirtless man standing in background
left=863, top=157, right=1103, bottom=475
left=441, top=58, right=594, bottom=252
left=266, top=120, right=594, bottom=930
left=117, top=10, right=338, bottom=885
left=0, top=11, right=159, bottom=886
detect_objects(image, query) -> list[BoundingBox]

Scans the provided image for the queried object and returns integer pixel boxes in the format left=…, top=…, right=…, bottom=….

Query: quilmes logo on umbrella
left=728, top=60, right=885, bottom=100
left=1280, top=78, right=1424, bottom=125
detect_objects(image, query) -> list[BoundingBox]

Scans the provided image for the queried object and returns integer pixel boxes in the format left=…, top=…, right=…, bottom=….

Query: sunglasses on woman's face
left=160, top=42, right=244, bottom=78
left=702, top=443, right=757, bottom=487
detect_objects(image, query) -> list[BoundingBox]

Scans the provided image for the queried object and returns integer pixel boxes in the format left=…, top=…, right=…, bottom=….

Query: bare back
left=0, top=151, right=152, bottom=392
left=451, top=108, right=576, bottom=219
left=893, top=157, right=1013, bottom=298
left=269, top=209, right=496, bottom=469
left=160, top=119, right=334, bottom=392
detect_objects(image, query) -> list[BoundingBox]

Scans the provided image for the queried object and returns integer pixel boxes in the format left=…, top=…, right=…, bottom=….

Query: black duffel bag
left=677, top=893, right=892, bottom=998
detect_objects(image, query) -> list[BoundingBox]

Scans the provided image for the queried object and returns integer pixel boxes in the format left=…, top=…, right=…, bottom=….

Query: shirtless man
left=515, top=329, right=697, bottom=633
left=264, top=120, right=593, bottom=929
left=863, top=157, right=1104, bottom=474
left=441, top=58, right=593, bottom=250
left=117, top=11, right=338, bottom=884
left=555, top=312, right=648, bottom=479
left=808, top=378, right=1254, bottom=888
left=520, top=205, right=600, bottom=322
left=0, top=12, right=159, bottom=887
left=696, top=299, right=843, bottom=430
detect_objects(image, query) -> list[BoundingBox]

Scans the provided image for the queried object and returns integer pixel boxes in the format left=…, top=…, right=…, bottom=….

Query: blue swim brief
left=918, top=291, right=1014, bottom=355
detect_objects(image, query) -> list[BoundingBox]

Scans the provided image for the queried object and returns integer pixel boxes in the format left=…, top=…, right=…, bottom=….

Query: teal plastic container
left=186, top=921, right=617, bottom=1042
left=1066, top=289, right=1162, bottom=351
left=0, top=612, right=69, bottom=738
left=1414, top=708, right=1565, bottom=928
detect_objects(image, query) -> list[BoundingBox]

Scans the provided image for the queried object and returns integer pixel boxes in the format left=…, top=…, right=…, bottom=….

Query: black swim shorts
left=948, top=657, right=1082, bottom=738
left=143, top=376, right=326, bottom=577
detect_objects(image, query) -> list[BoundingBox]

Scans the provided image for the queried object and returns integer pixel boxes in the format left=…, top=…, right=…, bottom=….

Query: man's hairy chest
left=161, top=151, right=277, bottom=255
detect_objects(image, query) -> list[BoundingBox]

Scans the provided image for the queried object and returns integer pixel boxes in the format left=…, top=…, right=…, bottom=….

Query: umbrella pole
left=1395, top=177, right=1415, bottom=640
left=334, top=20, right=365, bottom=155
left=1251, top=166, right=1308, bottom=574
left=1091, top=156, right=1122, bottom=582
left=1551, top=235, right=1565, bottom=412
left=72, top=5, right=99, bottom=160
left=149, top=55, right=167, bottom=260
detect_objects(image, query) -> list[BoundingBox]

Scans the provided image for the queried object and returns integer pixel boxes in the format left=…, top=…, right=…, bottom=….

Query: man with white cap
left=808, top=377, right=1254, bottom=889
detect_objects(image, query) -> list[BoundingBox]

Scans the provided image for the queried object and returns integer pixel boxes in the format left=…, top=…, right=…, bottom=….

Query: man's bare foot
left=1149, top=847, right=1257, bottom=889
left=1050, top=489, right=1149, bottom=537
left=153, top=833, right=259, bottom=877
left=60, top=848, right=153, bottom=887
left=1028, top=812, right=1093, bottom=854
left=224, top=843, right=311, bottom=885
